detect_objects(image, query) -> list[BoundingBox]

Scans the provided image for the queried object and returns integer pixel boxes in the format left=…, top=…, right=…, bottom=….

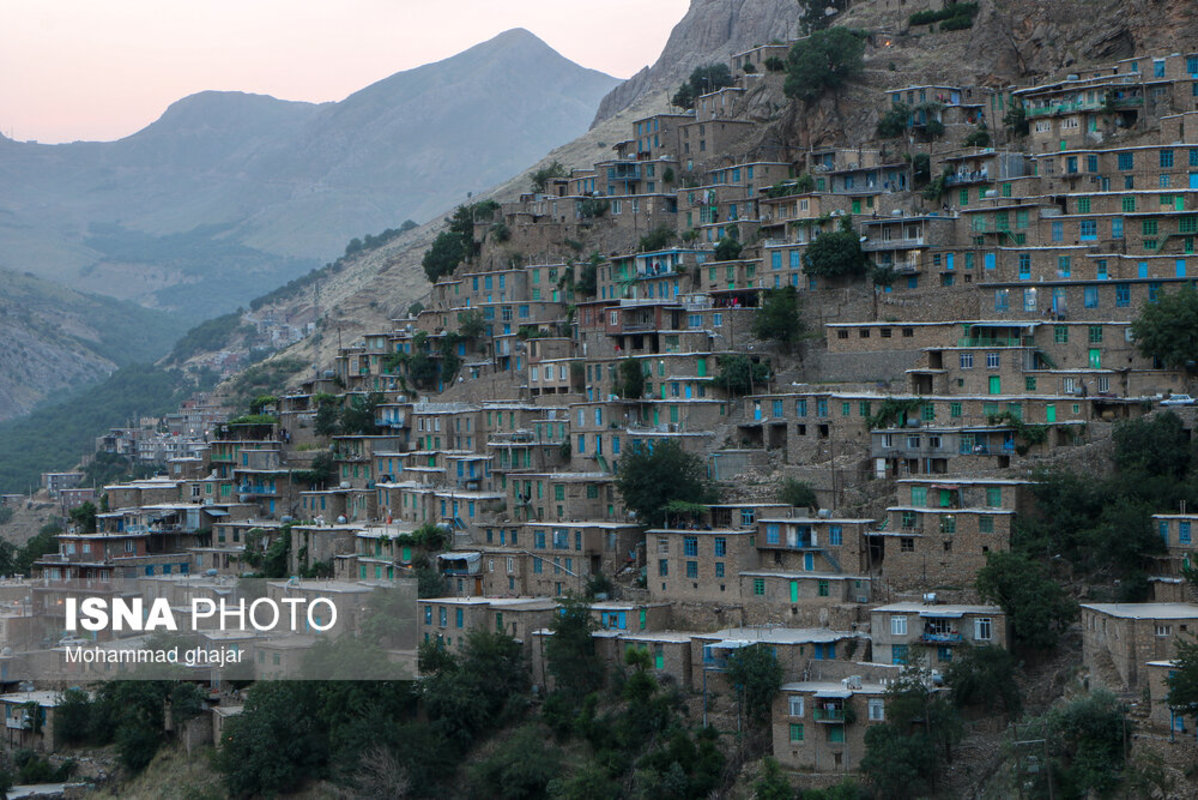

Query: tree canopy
left=615, top=440, right=718, bottom=528
left=976, top=550, right=1077, bottom=651
left=1131, top=284, right=1198, bottom=368
left=804, top=217, right=868, bottom=279
left=752, top=286, right=805, bottom=349
left=671, top=64, right=734, bottom=109
left=783, top=27, right=866, bottom=104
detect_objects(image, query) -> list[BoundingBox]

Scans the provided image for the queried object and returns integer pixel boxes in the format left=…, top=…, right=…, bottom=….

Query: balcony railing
left=920, top=632, right=965, bottom=645
left=813, top=707, right=845, bottom=722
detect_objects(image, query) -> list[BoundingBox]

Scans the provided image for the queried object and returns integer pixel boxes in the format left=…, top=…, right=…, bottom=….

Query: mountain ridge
left=0, top=28, right=619, bottom=314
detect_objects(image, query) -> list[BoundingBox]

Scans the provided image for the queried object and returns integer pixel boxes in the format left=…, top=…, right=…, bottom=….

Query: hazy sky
left=2, top=0, right=690, bottom=144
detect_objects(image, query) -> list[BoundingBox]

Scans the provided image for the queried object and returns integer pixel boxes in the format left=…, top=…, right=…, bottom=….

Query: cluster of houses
left=7, top=38, right=1198, bottom=772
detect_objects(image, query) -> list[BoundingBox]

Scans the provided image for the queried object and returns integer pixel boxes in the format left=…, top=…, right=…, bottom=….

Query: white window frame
left=788, top=695, right=805, bottom=717
left=974, top=617, right=993, bottom=641
left=891, top=615, right=908, bottom=636
left=868, top=697, right=885, bottom=721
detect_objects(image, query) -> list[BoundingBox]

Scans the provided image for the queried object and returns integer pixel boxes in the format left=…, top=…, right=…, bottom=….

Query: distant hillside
left=0, top=268, right=188, bottom=421
left=0, top=28, right=618, bottom=317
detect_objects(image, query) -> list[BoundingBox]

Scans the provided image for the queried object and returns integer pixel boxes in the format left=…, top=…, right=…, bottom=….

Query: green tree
left=313, top=394, right=339, bottom=437
left=468, top=724, right=561, bottom=800
left=876, top=103, right=910, bottom=138
left=1131, top=284, right=1198, bottom=367
left=804, top=218, right=867, bottom=279
left=13, top=525, right=60, bottom=576
left=861, top=724, right=937, bottom=800
left=1043, top=691, right=1130, bottom=798
left=545, top=596, right=604, bottom=700
left=778, top=477, right=818, bottom=509
left=672, top=63, right=734, bottom=109
left=616, top=440, right=718, bottom=527
left=713, top=354, right=770, bottom=396
left=783, top=27, right=866, bottom=104
left=752, top=286, right=805, bottom=349
left=753, top=756, right=794, bottom=800
left=615, top=358, right=645, bottom=399
left=714, top=236, right=743, bottom=261
left=945, top=645, right=1022, bottom=716
left=458, top=308, right=485, bottom=339
left=576, top=252, right=602, bottom=297
left=1113, top=411, right=1191, bottom=479
left=725, top=643, right=784, bottom=723
left=1003, top=102, right=1029, bottom=137
left=1167, top=636, right=1198, bottom=723
left=68, top=501, right=97, bottom=534
left=976, top=551, right=1077, bottom=651
left=639, top=225, right=676, bottom=252
left=422, top=229, right=467, bottom=283
left=219, top=683, right=325, bottom=797
left=337, top=392, right=382, bottom=436
left=530, top=160, right=568, bottom=193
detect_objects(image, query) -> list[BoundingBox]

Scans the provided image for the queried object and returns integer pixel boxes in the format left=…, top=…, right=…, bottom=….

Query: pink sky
left=1, top=0, right=690, bottom=144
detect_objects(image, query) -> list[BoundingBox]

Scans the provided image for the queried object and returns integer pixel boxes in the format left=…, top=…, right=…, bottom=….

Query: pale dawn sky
left=1, top=0, right=690, bottom=144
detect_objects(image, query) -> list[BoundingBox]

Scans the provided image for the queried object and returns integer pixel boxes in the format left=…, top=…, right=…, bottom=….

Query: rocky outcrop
left=592, top=0, right=804, bottom=124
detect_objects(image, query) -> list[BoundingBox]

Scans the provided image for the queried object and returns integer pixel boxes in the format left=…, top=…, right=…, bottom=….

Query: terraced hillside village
left=11, top=0, right=1198, bottom=797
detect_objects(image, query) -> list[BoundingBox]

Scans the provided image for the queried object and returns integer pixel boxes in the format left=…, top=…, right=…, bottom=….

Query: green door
left=988, top=376, right=1001, bottom=395
left=1046, top=404, right=1056, bottom=423
left=1089, top=349, right=1101, bottom=368
left=790, top=581, right=799, bottom=603
left=697, top=357, right=707, bottom=377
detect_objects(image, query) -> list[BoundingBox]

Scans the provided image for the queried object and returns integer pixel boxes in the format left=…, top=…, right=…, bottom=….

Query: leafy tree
left=876, top=103, right=910, bottom=138
left=752, top=756, right=793, bottom=800
left=338, top=392, right=382, bottom=436
left=545, top=596, right=604, bottom=700
left=911, top=153, right=932, bottom=186
left=68, top=501, right=97, bottom=534
left=752, top=286, right=805, bottom=349
left=548, top=762, right=621, bottom=800
left=13, top=525, right=59, bottom=576
left=530, top=160, right=568, bottom=193
left=962, top=123, right=992, bottom=147
left=1114, top=411, right=1191, bottom=479
left=219, top=683, right=326, bottom=797
left=422, top=229, right=467, bottom=283
left=54, top=688, right=93, bottom=747
left=778, top=477, right=818, bottom=509
left=671, top=64, right=734, bottom=109
left=639, top=225, right=676, bottom=252
left=576, top=252, right=602, bottom=297
left=861, top=724, right=937, bottom=800
left=458, top=308, right=485, bottom=339
left=1003, top=102, right=1029, bottom=137
left=294, top=450, right=337, bottom=488
left=783, top=27, right=866, bottom=104
left=616, top=440, right=717, bottom=527
left=725, top=643, right=783, bottom=723
left=804, top=217, right=867, bottom=279
left=468, top=724, right=561, bottom=800
left=714, top=236, right=743, bottom=261
left=1131, top=285, right=1198, bottom=368
left=946, top=645, right=1022, bottom=716
left=713, top=354, right=770, bottom=396
left=976, top=551, right=1077, bottom=651
left=1043, top=691, right=1129, bottom=798
left=615, top=358, right=645, bottom=399
left=1166, top=635, right=1198, bottom=722
left=313, top=394, right=340, bottom=437
left=407, top=300, right=425, bottom=317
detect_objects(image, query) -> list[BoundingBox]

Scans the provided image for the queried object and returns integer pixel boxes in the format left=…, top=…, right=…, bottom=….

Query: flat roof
left=872, top=602, right=1001, bottom=615
left=1081, top=603, right=1198, bottom=619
